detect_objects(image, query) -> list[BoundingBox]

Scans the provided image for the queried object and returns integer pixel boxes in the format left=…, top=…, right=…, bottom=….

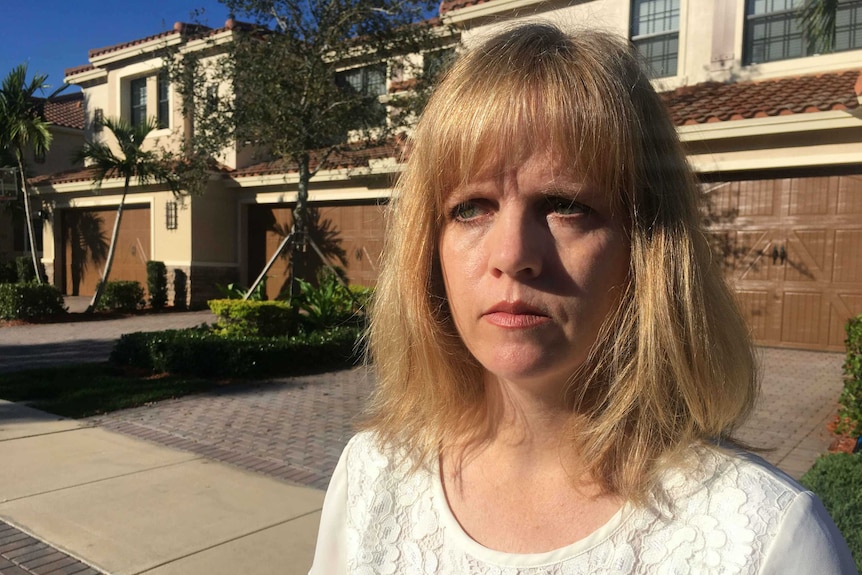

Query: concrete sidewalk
left=0, top=401, right=323, bottom=575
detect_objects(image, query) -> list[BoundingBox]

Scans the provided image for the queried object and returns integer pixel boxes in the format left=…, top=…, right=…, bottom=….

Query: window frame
left=630, top=0, right=681, bottom=78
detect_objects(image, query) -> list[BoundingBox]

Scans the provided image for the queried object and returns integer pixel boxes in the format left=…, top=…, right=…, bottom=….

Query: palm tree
left=74, top=116, right=167, bottom=313
left=0, top=65, right=64, bottom=283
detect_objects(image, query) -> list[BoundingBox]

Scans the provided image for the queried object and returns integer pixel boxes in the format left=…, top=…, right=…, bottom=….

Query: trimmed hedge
left=801, top=453, right=862, bottom=571
left=208, top=299, right=301, bottom=337
left=110, top=326, right=361, bottom=378
left=97, top=280, right=145, bottom=312
left=838, top=315, right=862, bottom=437
left=147, top=261, right=168, bottom=310
left=0, top=282, right=65, bottom=319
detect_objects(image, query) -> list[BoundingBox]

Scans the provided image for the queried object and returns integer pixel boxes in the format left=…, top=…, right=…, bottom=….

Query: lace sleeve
left=759, top=491, right=858, bottom=575
left=308, top=439, right=351, bottom=575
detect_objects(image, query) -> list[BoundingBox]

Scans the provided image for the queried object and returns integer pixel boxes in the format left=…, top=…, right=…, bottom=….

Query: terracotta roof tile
left=661, top=70, right=861, bottom=126
left=88, top=22, right=213, bottom=59
left=29, top=166, right=99, bottom=186
left=64, top=64, right=95, bottom=78
left=439, top=0, right=494, bottom=13
left=39, top=93, right=85, bottom=130
left=232, top=144, right=404, bottom=178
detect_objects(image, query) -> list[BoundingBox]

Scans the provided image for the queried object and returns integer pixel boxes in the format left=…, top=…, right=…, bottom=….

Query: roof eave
left=678, top=108, right=862, bottom=142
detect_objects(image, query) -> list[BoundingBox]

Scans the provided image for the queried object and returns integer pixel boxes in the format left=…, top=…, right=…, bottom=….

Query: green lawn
left=0, top=363, right=216, bottom=418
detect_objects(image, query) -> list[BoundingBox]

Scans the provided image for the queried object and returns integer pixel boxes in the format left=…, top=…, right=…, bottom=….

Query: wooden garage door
left=247, top=202, right=386, bottom=300
left=62, top=205, right=151, bottom=296
left=707, top=175, right=862, bottom=351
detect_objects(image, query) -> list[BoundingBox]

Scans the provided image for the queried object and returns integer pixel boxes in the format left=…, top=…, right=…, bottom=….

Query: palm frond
left=799, top=0, right=839, bottom=54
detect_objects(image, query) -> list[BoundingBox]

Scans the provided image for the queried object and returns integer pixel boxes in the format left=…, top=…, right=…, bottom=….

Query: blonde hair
left=363, top=23, right=757, bottom=501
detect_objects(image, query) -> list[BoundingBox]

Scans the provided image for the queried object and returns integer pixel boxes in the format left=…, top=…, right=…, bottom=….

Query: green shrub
left=96, top=280, right=145, bottom=312
left=147, top=261, right=168, bottom=310
left=801, top=452, right=862, bottom=571
left=110, top=326, right=361, bottom=378
left=216, top=278, right=267, bottom=301
left=208, top=298, right=300, bottom=337
left=15, top=256, right=36, bottom=283
left=838, top=315, right=862, bottom=437
left=0, top=282, right=65, bottom=319
left=173, top=269, right=187, bottom=310
left=294, top=271, right=368, bottom=332
left=0, top=260, right=17, bottom=283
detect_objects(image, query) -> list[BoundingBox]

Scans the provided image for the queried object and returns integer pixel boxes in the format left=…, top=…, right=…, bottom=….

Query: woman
left=310, top=23, right=856, bottom=573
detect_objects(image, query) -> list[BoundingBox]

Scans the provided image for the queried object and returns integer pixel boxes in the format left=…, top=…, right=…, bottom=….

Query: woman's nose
left=487, top=208, right=544, bottom=279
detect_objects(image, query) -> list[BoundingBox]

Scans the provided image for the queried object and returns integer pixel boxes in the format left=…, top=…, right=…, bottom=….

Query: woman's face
left=438, top=151, right=630, bottom=392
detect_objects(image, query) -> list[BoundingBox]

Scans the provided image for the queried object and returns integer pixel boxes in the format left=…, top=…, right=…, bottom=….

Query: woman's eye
left=450, top=201, right=484, bottom=221
left=547, top=196, right=590, bottom=216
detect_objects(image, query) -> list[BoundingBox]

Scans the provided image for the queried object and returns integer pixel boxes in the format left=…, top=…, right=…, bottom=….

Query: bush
left=0, top=260, right=17, bottom=283
left=110, top=326, right=362, bottom=378
left=0, top=282, right=65, bottom=319
left=15, top=256, right=36, bottom=283
left=838, top=315, right=862, bottom=437
left=294, top=271, right=369, bottom=332
left=96, top=280, right=145, bottom=312
left=147, top=261, right=168, bottom=310
left=173, top=269, right=187, bottom=310
left=801, top=453, right=862, bottom=571
left=208, top=299, right=300, bottom=338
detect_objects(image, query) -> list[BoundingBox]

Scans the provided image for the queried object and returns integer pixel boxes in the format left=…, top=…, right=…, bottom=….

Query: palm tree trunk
left=16, top=156, right=43, bottom=284
left=86, top=177, right=129, bottom=313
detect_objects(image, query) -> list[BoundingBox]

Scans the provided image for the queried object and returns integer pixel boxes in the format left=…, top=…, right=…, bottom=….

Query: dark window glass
left=336, top=63, right=387, bottom=97
left=631, top=0, right=680, bottom=78
left=130, top=77, right=147, bottom=128
left=158, top=72, right=170, bottom=129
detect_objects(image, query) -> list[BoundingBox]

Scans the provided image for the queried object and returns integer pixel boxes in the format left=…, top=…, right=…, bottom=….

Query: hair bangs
left=412, top=24, right=640, bottom=224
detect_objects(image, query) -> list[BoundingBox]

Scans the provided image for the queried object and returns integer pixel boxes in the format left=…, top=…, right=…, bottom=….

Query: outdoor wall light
left=166, top=201, right=178, bottom=230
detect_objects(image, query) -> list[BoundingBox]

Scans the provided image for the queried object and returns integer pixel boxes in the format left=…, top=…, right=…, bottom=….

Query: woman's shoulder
left=660, top=445, right=805, bottom=517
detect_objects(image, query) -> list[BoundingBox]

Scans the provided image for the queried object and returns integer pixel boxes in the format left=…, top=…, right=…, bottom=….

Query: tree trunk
left=85, top=176, right=130, bottom=313
left=16, top=156, right=43, bottom=284
left=289, top=154, right=311, bottom=296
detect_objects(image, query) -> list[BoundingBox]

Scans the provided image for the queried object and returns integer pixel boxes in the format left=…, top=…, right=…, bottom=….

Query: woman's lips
left=482, top=302, right=550, bottom=328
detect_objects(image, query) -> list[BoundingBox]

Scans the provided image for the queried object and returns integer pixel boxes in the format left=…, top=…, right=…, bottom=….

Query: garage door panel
left=830, top=294, right=862, bottom=348
left=62, top=206, right=150, bottom=297
left=833, top=230, right=862, bottom=283
left=837, top=175, right=862, bottom=215
left=781, top=291, right=824, bottom=345
left=736, top=179, right=783, bottom=218
left=789, top=177, right=831, bottom=216
left=711, top=173, right=862, bottom=351
left=785, top=229, right=828, bottom=283
left=734, top=290, right=772, bottom=341
left=249, top=203, right=386, bottom=298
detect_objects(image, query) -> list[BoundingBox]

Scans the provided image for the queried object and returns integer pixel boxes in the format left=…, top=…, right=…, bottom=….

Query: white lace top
left=309, top=432, right=856, bottom=574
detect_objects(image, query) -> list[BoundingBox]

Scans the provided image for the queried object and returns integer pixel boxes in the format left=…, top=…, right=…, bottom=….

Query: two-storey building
left=32, top=1, right=862, bottom=350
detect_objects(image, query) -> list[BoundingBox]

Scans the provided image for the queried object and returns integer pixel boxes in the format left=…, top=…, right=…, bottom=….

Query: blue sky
left=3, top=0, right=232, bottom=94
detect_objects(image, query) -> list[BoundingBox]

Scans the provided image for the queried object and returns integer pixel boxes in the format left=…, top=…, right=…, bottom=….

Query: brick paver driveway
left=88, top=367, right=374, bottom=490
left=87, top=347, right=846, bottom=490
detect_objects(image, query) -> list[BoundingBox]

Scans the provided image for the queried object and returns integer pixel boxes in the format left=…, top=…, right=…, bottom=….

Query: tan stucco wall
left=190, top=182, right=238, bottom=263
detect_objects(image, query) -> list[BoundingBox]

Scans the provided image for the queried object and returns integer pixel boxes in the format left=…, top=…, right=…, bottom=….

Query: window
left=835, top=0, right=862, bottom=51
left=423, top=48, right=456, bottom=81
left=130, top=77, right=147, bottom=128
left=158, top=71, right=170, bottom=129
left=631, top=0, right=680, bottom=78
left=336, top=63, right=388, bottom=129
left=336, top=63, right=387, bottom=97
left=744, top=0, right=862, bottom=64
